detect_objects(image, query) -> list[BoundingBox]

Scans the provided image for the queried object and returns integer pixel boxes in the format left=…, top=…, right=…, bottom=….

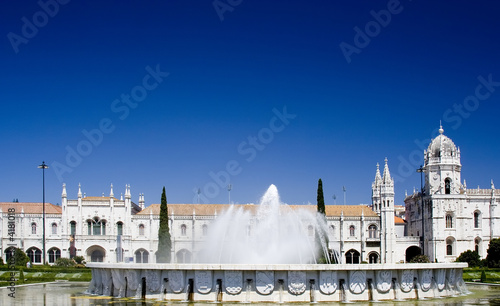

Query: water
left=198, top=184, right=330, bottom=264
left=1, top=282, right=500, bottom=305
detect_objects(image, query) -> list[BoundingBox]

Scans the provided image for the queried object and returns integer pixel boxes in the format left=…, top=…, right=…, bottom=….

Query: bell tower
left=424, top=125, right=462, bottom=195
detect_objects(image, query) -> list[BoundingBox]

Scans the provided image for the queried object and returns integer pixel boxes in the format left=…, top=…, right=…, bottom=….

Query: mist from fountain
left=197, top=184, right=331, bottom=264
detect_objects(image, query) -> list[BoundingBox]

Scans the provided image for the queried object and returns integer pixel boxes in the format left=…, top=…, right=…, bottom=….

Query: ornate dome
left=427, top=126, right=458, bottom=158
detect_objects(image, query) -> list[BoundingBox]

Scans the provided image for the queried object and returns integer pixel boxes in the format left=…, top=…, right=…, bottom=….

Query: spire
left=374, top=163, right=382, bottom=183
left=491, top=179, right=495, bottom=189
left=139, top=193, right=145, bottom=209
left=110, top=183, right=114, bottom=197
left=62, top=183, right=67, bottom=198
left=78, top=183, right=82, bottom=198
left=382, top=158, right=392, bottom=183
left=125, top=184, right=131, bottom=199
left=439, top=121, right=444, bottom=134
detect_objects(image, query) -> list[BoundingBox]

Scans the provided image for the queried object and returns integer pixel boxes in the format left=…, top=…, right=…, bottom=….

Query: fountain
left=86, top=185, right=467, bottom=302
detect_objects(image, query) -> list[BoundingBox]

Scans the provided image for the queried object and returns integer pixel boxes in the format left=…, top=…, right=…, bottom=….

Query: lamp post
left=38, top=161, right=48, bottom=265
left=417, top=165, right=424, bottom=257
left=227, top=184, right=232, bottom=204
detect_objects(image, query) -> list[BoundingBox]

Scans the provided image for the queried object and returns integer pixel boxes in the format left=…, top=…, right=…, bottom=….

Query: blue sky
left=2, top=1, right=500, bottom=207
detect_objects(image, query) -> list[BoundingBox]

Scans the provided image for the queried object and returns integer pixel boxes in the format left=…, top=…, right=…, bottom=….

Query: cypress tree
left=317, top=179, right=325, bottom=215
left=157, top=187, right=172, bottom=263
left=316, top=179, right=330, bottom=263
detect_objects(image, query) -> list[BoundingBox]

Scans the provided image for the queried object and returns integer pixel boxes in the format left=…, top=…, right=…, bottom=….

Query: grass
left=0, top=267, right=91, bottom=287
left=463, top=267, right=500, bottom=284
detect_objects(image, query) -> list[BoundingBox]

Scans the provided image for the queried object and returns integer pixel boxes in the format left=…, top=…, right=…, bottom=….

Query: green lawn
left=463, top=268, right=500, bottom=284
left=0, top=267, right=91, bottom=287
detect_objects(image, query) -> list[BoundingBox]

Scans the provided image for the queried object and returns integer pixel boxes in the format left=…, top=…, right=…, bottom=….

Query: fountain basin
left=86, top=262, right=467, bottom=302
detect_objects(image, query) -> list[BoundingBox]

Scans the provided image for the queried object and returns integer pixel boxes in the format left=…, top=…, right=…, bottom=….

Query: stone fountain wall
left=86, top=263, right=468, bottom=302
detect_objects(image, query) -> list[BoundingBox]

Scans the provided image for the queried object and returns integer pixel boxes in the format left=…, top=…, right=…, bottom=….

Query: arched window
left=31, top=223, right=37, bottom=235
left=181, top=224, right=187, bottom=236
left=139, top=224, right=145, bottom=236
left=446, top=237, right=455, bottom=256
left=48, top=248, right=61, bottom=263
left=117, top=221, right=123, bottom=236
left=202, top=224, right=208, bottom=236
left=51, top=223, right=57, bottom=235
left=87, top=217, right=107, bottom=235
left=445, top=178, right=451, bottom=194
left=176, top=249, right=192, bottom=263
left=368, top=225, right=377, bottom=238
left=308, top=225, right=314, bottom=236
left=446, top=214, right=453, bottom=228
left=135, top=249, right=149, bottom=263
left=475, top=237, right=481, bottom=255
left=345, top=249, right=360, bottom=264
left=349, top=225, right=355, bottom=237
left=27, top=247, right=42, bottom=263
left=70, top=221, right=76, bottom=236
left=368, top=252, right=379, bottom=263
left=4, top=247, right=16, bottom=262
left=474, top=211, right=481, bottom=228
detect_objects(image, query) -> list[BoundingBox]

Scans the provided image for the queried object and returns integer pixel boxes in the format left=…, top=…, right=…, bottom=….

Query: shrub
left=409, top=255, right=431, bottom=263
left=12, top=248, right=30, bottom=267
left=73, top=256, right=86, bottom=265
left=54, top=258, right=76, bottom=267
left=480, top=270, right=486, bottom=282
left=456, top=250, right=481, bottom=267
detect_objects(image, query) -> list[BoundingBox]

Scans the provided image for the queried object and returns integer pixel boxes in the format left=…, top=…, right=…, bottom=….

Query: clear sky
left=2, top=1, right=500, bottom=207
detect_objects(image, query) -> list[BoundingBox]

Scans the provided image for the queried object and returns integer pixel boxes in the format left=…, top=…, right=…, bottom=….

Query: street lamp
left=38, top=161, right=48, bottom=265
left=227, top=184, right=232, bottom=204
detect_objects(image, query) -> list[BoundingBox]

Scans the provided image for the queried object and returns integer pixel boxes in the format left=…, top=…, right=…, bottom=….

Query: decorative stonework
left=376, top=270, right=391, bottom=293
left=420, top=269, right=432, bottom=292
left=349, top=270, right=366, bottom=294
left=147, top=270, right=161, bottom=292
left=256, top=271, right=274, bottom=295
left=125, top=269, right=139, bottom=291
left=168, top=270, right=184, bottom=293
left=400, top=270, right=414, bottom=293
left=225, top=271, right=243, bottom=295
left=436, top=269, right=446, bottom=291
left=288, top=271, right=306, bottom=295
left=195, top=270, right=213, bottom=294
left=448, top=268, right=456, bottom=284
left=102, top=269, right=112, bottom=296
left=319, top=271, right=337, bottom=295
left=111, top=269, right=125, bottom=296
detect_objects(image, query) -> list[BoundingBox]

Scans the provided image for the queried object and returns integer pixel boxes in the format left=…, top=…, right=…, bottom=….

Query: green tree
left=315, top=179, right=329, bottom=263
left=486, top=238, right=500, bottom=268
left=317, top=179, right=325, bottom=215
left=455, top=250, right=481, bottom=267
left=12, top=248, right=29, bottom=267
left=156, top=187, right=172, bottom=263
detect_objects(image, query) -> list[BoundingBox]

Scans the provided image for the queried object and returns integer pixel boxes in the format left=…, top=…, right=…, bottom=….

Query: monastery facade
left=1, top=126, right=497, bottom=265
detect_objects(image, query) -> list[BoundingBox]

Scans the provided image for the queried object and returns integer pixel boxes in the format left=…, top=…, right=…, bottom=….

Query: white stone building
left=404, top=126, right=500, bottom=262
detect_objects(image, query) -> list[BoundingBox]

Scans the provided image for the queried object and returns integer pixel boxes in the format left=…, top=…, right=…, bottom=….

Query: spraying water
left=198, top=184, right=330, bottom=264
